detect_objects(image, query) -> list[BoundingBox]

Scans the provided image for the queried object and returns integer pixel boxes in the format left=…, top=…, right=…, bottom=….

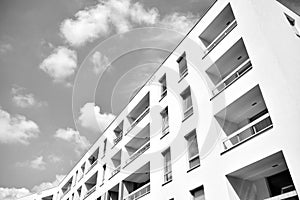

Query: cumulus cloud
left=90, top=51, right=110, bottom=74
left=0, top=108, right=39, bottom=145
left=39, top=46, right=77, bottom=84
left=54, top=128, right=91, bottom=155
left=47, top=154, right=62, bottom=163
left=11, top=86, right=47, bottom=108
left=0, top=188, right=31, bottom=200
left=31, top=174, right=65, bottom=193
left=61, top=0, right=198, bottom=46
left=78, top=102, right=115, bottom=132
left=16, top=156, right=46, bottom=170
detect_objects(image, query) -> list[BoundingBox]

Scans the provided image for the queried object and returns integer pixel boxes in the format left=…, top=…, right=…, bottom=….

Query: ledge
left=182, top=112, right=193, bottom=123
left=187, top=164, right=200, bottom=173
left=178, top=72, right=188, bottom=83
left=162, top=179, right=172, bottom=187
left=160, top=130, right=170, bottom=140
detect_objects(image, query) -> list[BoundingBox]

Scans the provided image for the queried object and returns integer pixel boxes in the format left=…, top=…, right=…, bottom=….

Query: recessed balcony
left=227, top=151, right=298, bottom=200
left=110, top=150, right=121, bottom=179
left=123, top=163, right=150, bottom=200
left=199, top=3, right=237, bottom=56
left=86, top=149, right=99, bottom=174
left=206, top=39, right=252, bottom=98
left=84, top=172, right=97, bottom=199
left=127, top=93, right=150, bottom=134
left=61, top=177, right=73, bottom=199
left=124, top=124, right=150, bottom=168
left=215, top=85, right=273, bottom=152
left=108, top=183, right=120, bottom=200
left=113, top=121, right=124, bottom=147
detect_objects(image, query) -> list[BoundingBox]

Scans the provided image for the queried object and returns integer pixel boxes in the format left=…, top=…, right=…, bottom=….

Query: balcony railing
left=110, top=165, right=121, bottom=178
left=161, top=89, right=167, bottom=99
left=78, top=173, right=84, bottom=182
left=123, top=183, right=150, bottom=200
left=127, top=107, right=150, bottom=134
left=84, top=185, right=96, bottom=199
left=113, top=132, right=123, bottom=145
left=85, top=160, right=98, bottom=174
left=222, top=113, right=273, bottom=151
left=124, top=141, right=150, bottom=167
left=203, top=19, right=237, bottom=56
left=61, top=187, right=71, bottom=199
left=162, top=125, right=169, bottom=137
left=183, top=106, right=193, bottom=120
left=264, top=190, right=298, bottom=200
left=211, top=58, right=252, bottom=97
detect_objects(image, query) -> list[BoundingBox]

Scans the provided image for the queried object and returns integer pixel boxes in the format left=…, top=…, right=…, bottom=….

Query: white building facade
left=19, top=0, right=300, bottom=199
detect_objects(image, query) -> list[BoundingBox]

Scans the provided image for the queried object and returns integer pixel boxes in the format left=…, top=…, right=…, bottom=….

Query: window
left=181, top=87, right=193, bottom=119
left=162, top=148, right=172, bottom=183
left=159, top=74, right=167, bottom=98
left=177, top=52, right=188, bottom=78
left=190, top=186, right=205, bottom=200
left=75, top=170, right=78, bottom=183
left=185, top=130, right=200, bottom=169
left=161, top=107, right=169, bottom=136
left=102, top=164, right=106, bottom=183
left=102, top=139, right=107, bottom=156
left=77, top=186, right=82, bottom=198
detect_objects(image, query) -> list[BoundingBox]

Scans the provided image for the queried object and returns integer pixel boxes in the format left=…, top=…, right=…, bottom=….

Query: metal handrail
left=212, top=59, right=252, bottom=96
left=124, top=141, right=150, bottom=167
left=84, top=185, right=96, bottom=199
left=111, top=165, right=121, bottom=178
left=127, top=107, right=150, bottom=133
left=204, top=19, right=237, bottom=55
left=223, top=113, right=272, bottom=150
left=85, top=160, right=98, bottom=174
left=183, top=106, right=193, bottom=119
left=123, top=183, right=150, bottom=200
left=113, top=132, right=123, bottom=145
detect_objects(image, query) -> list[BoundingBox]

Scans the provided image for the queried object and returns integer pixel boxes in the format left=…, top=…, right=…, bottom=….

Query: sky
left=0, top=0, right=299, bottom=199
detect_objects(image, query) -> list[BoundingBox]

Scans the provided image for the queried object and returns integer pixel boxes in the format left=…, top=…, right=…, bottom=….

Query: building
left=19, top=0, right=300, bottom=199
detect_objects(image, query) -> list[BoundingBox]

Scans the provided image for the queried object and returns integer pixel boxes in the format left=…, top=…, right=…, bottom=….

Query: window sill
left=178, top=72, right=188, bottom=83
left=101, top=155, right=105, bottom=159
left=159, top=94, right=167, bottom=102
left=187, top=164, right=200, bottom=173
left=182, top=112, right=193, bottom=122
left=162, top=179, right=172, bottom=186
left=160, top=130, right=170, bottom=140
left=100, top=182, right=104, bottom=187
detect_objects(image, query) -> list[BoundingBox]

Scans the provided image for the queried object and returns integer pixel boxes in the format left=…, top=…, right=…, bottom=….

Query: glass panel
left=193, top=188, right=205, bottom=200
left=187, top=134, right=199, bottom=159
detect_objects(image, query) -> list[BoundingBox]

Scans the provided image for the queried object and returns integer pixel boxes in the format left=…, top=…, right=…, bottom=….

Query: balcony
left=86, top=149, right=99, bottom=174
left=127, top=93, right=150, bottom=134
left=110, top=150, right=121, bottom=179
left=123, top=163, right=150, bottom=200
left=206, top=39, right=252, bottom=98
left=199, top=4, right=237, bottom=57
left=113, top=132, right=123, bottom=145
left=124, top=124, right=150, bottom=168
left=61, top=177, right=73, bottom=199
left=108, top=183, right=120, bottom=200
left=227, top=151, right=298, bottom=200
left=84, top=172, right=97, bottom=199
left=86, top=160, right=98, bottom=175
left=215, top=85, right=273, bottom=152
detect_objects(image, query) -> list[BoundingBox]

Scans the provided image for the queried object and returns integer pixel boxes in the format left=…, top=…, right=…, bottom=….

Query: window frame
left=162, top=148, right=172, bottom=184
left=185, top=130, right=200, bottom=170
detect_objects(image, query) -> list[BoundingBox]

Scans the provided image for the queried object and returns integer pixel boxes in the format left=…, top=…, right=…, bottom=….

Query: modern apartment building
left=19, top=0, right=300, bottom=199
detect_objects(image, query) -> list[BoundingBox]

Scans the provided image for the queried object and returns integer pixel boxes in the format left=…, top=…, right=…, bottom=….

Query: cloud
left=0, top=108, right=39, bottom=145
left=39, top=46, right=77, bottom=84
left=47, top=154, right=62, bottom=163
left=31, top=174, right=65, bottom=193
left=60, top=0, right=160, bottom=46
left=54, top=128, right=91, bottom=155
left=0, top=188, right=31, bottom=200
left=11, top=86, right=47, bottom=108
left=78, top=102, right=115, bottom=132
left=160, top=12, right=198, bottom=34
left=16, top=156, right=46, bottom=170
left=90, top=51, right=110, bottom=74
left=0, top=43, right=13, bottom=55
